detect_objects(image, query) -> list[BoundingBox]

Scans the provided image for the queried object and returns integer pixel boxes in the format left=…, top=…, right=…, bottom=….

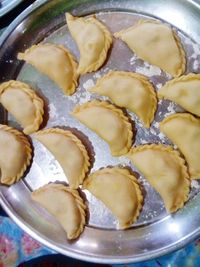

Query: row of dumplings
left=0, top=92, right=199, bottom=239
left=17, top=13, right=187, bottom=98
left=0, top=13, right=200, bottom=239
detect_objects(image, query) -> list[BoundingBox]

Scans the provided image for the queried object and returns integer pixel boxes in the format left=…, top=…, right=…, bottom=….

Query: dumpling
left=158, top=73, right=200, bottom=116
left=90, top=71, right=157, bottom=127
left=72, top=100, right=133, bottom=156
left=66, top=13, right=112, bottom=74
left=34, top=128, right=90, bottom=188
left=0, top=124, right=32, bottom=185
left=127, top=144, right=190, bottom=213
left=83, top=167, right=143, bottom=229
left=114, top=20, right=186, bottom=77
left=160, top=113, right=200, bottom=179
left=17, top=43, right=78, bottom=95
left=31, top=183, right=86, bottom=239
left=0, top=80, right=44, bottom=134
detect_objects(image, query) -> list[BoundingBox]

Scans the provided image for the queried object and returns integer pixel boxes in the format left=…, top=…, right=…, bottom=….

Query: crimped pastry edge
left=90, top=70, right=157, bottom=127
left=72, top=100, right=134, bottom=156
left=31, top=183, right=86, bottom=239
left=83, top=166, right=143, bottom=229
left=0, top=124, right=32, bottom=185
left=127, top=143, right=190, bottom=213
left=34, top=128, right=90, bottom=188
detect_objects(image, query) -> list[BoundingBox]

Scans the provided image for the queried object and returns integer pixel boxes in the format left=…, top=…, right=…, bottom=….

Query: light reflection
left=157, top=8, right=187, bottom=30
left=168, top=222, right=180, bottom=234
left=77, top=239, right=98, bottom=249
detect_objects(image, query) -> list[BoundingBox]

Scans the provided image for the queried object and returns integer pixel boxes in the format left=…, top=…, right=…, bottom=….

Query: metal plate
left=0, top=0, right=200, bottom=264
left=0, top=0, right=23, bottom=17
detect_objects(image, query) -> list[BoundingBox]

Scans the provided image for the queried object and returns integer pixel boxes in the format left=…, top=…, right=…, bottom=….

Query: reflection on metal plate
left=0, top=0, right=200, bottom=264
left=0, top=0, right=23, bottom=17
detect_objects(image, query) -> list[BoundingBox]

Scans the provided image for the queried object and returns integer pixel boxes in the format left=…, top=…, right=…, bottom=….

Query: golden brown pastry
left=18, top=43, right=78, bottom=95
left=90, top=71, right=157, bottom=127
left=34, top=128, right=90, bottom=189
left=66, top=13, right=112, bottom=74
left=31, top=183, right=86, bottom=239
left=114, top=20, right=186, bottom=77
left=0, top=124, right=32, bottom=185
left=72, top=100, right=133, bottom=156
left=127, top=144, right=190, bottom=213
left=0, top=80, right=44, bottom=134
left=83, top=167, right=143, bottom=229
left=158, top=73, right=200, bottom=116
left=160, top=113, right=200, bottom=179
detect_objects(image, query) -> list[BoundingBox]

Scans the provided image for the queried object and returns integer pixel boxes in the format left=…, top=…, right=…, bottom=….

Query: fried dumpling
left=90, top=71, right=157, bottom=127
left=31, top=183, right=86, bottom=239
left=66, top=13, right=112, bottom=74
left=0, top=124, right=32, bottom=185
left=160, top=113, right=200, bottom=179
left=72, top=100, right=133, bottom=156
left=114, top=20, right=185, bottom=77
left=128, top=144, right=190, bottom=213
left=18, top=43, right=78, bottom=95
left=83, top=167, right=143, bottom=229
left=0, top=80, right=44, bottom=134
left=34, top=128, right=90, bottom=189
left=158, top=73, right=200, bottom=116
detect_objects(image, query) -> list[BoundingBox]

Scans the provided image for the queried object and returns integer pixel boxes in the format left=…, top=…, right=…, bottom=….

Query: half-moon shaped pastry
left=160, top=113, right=200, bottom=179
left=66, top=13, right=112, bottom=74
left=0, top=124, right=32, bottom=185
left=114, top=20, right=186, bottom=77
left=31, top=183, right=86, bottom=239
left=83, top=167, right=143, bottom=229
left=18, top=43, right=78, bottom=95
left=127, top=144, right=190, bottom=213
left=0, top=80, right=44, bottom=134
left=72, top=100, right=133, bottom=156
left=90, top=71, right=157, bottom=127
left=34, top=128, right=90, bottom=188
left=158, top=73, right=200, bottom=116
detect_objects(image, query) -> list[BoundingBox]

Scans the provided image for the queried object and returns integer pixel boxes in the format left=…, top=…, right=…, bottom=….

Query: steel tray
left=0, top=0, right=200, bottom=264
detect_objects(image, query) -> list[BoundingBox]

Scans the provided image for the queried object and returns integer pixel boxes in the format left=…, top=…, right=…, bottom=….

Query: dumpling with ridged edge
left=72, top=100, right=133, bottom=156
left=18, top=43, right=78, bottom=95
left=0, top=124, right=32, bottom=185
left=0, top=80, right=44, bottom=134
left=158, top=73, right=200, bottom=116
left=31, top=183, right=86, bottom=239
left=114, top=20, right=186, bottom=77
left=160, top=113, right=200, bottom=179
left=66, top=13, right=112, bottom=74
left=34, top=128, right=90, bottom=189
left=83, top=167, right=143, bottom=229
left=127, top=144, right=190, bottom=213
left=90, top=71, right=157, bottom=127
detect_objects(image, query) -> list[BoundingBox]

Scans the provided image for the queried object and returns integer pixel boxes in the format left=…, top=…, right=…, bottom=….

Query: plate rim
left=1, top=0, right=200, bottom=264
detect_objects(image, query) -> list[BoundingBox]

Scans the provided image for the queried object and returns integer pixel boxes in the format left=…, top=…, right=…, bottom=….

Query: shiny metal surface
left=0, top=0, right=200, bottom=264
left=0, top=0, right=23, bottom=17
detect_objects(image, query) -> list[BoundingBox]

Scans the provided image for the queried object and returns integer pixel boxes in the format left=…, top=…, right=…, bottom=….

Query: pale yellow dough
left=18, top=43, right=78, bottom=95
left=72, top=100, right=133, bottom=156
left=0, top=80, right=44, bottom=134
left=90, top=71, right=157, bottom=127
left=127, top=144, right=190, bottom=213
left=34, top=128, right=90, bottom=189
left=0, top=125, right=32, bottom=185
left=160, top=113, right=200, bottom=179
left=114, top=20, right=185, bottom=77
left=83, top=167, right=143, bottom=229
left=31, top=183, right=86, bottom=239
left=66, top=13, right=112, bottom=74
left=158, top=73, right=200, bottom=116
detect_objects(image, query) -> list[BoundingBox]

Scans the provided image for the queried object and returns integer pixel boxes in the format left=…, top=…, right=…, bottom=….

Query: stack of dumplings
left=0, top=12, right=199, bottom=240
